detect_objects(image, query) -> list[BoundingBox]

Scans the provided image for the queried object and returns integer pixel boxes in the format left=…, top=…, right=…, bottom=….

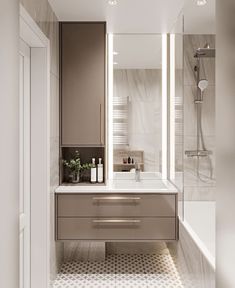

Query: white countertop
left=55, top=178, right=178, bottom=194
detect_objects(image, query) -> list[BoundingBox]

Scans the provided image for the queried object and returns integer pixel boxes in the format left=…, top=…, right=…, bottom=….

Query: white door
left=19, top=39, right=31, bottom=288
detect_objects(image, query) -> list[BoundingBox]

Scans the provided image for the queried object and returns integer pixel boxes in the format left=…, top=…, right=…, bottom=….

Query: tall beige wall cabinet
left=61, top=22, right=106, bottom=146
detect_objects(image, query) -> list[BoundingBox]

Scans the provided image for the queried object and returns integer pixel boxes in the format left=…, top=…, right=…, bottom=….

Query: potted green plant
left=62, top=151, right=91, bottom=183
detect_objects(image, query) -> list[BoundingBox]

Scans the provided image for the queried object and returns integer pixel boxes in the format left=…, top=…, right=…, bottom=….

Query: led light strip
left=170, top=34, right=175, bottom=180
left=162, top=34, right=167, bottom=179
left=108, top=34, right=114, bottom=179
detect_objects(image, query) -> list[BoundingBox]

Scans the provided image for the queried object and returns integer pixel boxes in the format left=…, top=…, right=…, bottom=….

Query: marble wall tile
left=63, top=242, right=106, bottom=263
left=129, top=101, right=161, bottom=134
left=184, top=87, right=215, bottom=137
left=184, top=187, right=216, bottom=201
left=184, top=135, right=216, bottom=191
left=49, top=21, right=59, bottom=78
left=128, top=133, right=161, bottom=171
left=200, top=87, right=216, bottom=136
left=50, top=137, right=59, bottom=192
left=184, top=35, right=215, bottom=86
left=184, top=86, right=198, bottom=136
left=50, top=74, right=59, bottom=138
left=106, top=242, right=168, bottom=255
left=126, top=69, right=162, bottom=102
left=114, top=70, right=128, bottom=100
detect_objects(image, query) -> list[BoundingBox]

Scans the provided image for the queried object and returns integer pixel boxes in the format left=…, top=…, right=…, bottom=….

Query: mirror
left=113, top=34, right=162, bottom=175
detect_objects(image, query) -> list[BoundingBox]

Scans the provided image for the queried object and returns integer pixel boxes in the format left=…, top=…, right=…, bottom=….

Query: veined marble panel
left=106, top=242, right=168, bottom=255
left=50, top=74, right=59, bottom=138
left=126, top=69, right=162, bottom=102
left=184, top=35, right=215, bottom=86
left=128, top=133, right=161, bottom=172
left=200, top=87, right=216, bottom=137
left=184, top=186, right=216, bottom=201
left=184, top=136, right=216, bottom=188
left=184, top=86, right=215, bottom=137
left=184, top=86, right=198, bottom=137
left=64, top=242, right=106, bottom=263
left=50, top=137, right=59, bottom=192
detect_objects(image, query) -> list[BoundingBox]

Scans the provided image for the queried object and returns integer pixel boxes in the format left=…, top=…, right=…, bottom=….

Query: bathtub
left=180, top=201, right=215, bottom=268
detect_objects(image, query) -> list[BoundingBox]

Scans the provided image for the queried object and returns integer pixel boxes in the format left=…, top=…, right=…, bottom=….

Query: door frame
left=20, top=5, right=50, bottom=288
left=19, top=38, right=31, bottom=288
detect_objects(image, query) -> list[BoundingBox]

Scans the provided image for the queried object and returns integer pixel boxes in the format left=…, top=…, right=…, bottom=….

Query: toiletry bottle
left=128, top=156, right=131, bottom=164
left=97, top=158, right=103, bottom=183
left=91, top=158, right=97, bottom=183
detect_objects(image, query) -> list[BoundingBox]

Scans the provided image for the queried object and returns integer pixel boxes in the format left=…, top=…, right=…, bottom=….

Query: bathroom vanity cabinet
left=60, top=22, right=106, bottom=146
left=55, top=193, right=178, bottom=241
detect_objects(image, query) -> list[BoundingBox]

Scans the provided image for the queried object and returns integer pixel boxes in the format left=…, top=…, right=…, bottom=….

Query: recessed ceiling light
left=196, top=0, right=207, bottom=6
left=113, top=62, right=118, bottom=65
left=113, top=51, right=119, bottom=55
left=108, top=0, right=118, bottom=6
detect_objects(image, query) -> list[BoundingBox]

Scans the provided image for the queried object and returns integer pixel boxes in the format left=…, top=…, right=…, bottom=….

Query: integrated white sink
left=112, top=179, right=176, bottom=192
left=111, top=172, right=178, bottom=192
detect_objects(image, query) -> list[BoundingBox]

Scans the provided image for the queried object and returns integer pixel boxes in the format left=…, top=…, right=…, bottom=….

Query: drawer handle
left=92, top=219, right=141, bottom=224
left=92, top=196, right=141, bottom=201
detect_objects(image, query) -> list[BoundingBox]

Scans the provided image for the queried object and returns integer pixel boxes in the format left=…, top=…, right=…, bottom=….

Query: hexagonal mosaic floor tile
left=53, top=253, right=184, bottom=288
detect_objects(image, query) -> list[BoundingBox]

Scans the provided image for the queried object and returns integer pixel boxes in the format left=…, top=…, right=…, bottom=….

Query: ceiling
left=184, top=0, right=215, bottom=34
left=113, top=35, right=162, bottom=69
left=49, top=0, right=216, bottom=34
left=48, top=0, right=185, bottom=33
left=48, top=0, right=215, bottom=68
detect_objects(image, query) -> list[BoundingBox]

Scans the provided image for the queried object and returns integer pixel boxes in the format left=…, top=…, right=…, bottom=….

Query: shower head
left=198, top=79, right=208, bottom=92
left=194, top=47, right=216, bottom=58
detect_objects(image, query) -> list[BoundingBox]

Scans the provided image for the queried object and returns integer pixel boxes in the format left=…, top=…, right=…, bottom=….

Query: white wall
left=0, top=1, right=19, bottom=288
left=216, top=0, right=235, bottom=287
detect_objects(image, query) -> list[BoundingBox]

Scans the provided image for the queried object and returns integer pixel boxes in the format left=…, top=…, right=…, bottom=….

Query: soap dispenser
left=91, top=158, right=97, bottom=183
left=97, top=158, right=103, bottom=183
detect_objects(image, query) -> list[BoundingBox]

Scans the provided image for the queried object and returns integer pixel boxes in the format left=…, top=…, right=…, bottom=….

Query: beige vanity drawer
left=57, top=217, right=176, bottom=240
left=57, top=194, right=176, bottom=217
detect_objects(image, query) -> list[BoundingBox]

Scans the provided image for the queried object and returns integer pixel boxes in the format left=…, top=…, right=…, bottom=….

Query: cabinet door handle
left=92, top=196, right=141, bottom=201
left=100, top=103, right=102, bottom=145
left=92, top=219, right=141, bottom=224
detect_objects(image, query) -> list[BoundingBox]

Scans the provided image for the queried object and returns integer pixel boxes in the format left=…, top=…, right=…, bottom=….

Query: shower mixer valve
left=185, top=150, right=213, bottom=158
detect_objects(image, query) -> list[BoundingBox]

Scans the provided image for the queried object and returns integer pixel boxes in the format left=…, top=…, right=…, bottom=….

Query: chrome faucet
left=135, top=162, right=141, bottom=182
